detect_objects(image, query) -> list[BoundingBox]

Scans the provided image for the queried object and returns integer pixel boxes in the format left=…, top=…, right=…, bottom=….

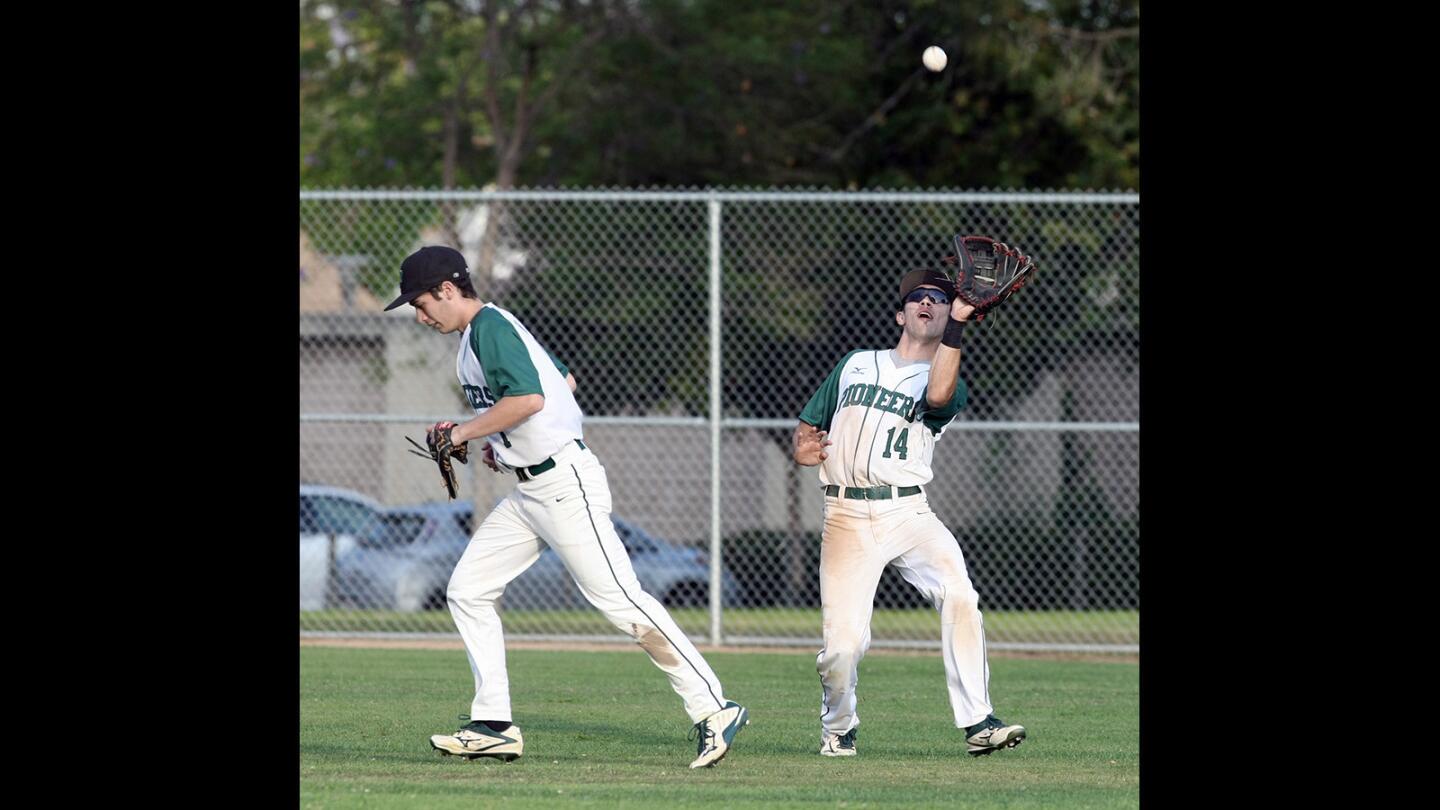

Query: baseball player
left=791, top=256, right=1027, bottom=758
left=384, top=246, right=748, bottom=769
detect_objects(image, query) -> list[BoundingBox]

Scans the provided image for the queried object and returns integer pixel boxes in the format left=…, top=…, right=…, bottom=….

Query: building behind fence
left=299, top=189, right=1139, bottom=653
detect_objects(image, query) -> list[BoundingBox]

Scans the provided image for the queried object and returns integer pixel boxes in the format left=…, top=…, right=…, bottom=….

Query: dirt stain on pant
left=631, top=623, right=679, bottom=667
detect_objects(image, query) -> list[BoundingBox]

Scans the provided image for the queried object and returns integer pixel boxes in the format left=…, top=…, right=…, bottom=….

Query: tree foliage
left=300, top=0, right=1139, bottom=419
left=300, top=0, right=1138, bottom=190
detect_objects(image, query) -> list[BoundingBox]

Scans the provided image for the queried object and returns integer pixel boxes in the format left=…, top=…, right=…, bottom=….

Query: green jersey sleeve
left=472, top=309, right=543, bottom=398
left=799, top=350, right=860, bottom=432
left=915, top=379, right=968, bottom=434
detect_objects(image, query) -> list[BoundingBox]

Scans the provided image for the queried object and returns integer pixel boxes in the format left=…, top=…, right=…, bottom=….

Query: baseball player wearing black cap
left=789, top=263, right=1026, bottom=758
left=387, top=246, right=749, bottom=769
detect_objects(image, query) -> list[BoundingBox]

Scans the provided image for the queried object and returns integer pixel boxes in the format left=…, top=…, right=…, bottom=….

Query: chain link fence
left=300, top=189, right=1138, bottom=653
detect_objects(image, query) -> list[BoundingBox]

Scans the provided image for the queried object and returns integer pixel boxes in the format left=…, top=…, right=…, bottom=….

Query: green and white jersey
left=456, top=304, right=582, bottom=468
left=798, top=349, right=966, bottom=488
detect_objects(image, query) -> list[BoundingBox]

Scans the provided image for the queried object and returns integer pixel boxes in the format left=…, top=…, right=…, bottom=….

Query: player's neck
left=457, top=298, right=487, bottom=323
left=893, top=334, right=939, bottom=364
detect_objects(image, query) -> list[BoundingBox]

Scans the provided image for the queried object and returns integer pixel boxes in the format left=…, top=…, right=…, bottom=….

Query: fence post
left=708, top=196, right=723, bottom=646
left=326, top=532, right=338, bottom=609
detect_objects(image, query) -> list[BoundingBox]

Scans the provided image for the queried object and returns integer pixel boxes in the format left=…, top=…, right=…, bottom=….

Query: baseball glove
left=951, top=235, right=1036, bottom=320
left=405, top=422, right=470, bottom=499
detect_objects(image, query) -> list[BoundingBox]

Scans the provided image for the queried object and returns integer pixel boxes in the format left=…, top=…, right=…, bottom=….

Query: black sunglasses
left=904, top=288, right=950, bottom=306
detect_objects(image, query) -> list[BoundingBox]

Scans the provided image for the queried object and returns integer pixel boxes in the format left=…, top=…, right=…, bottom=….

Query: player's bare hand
left=482, top=444, right=500, bottom=472
left=793, top=426, right=832, bottom=467
left=814, top=433, right=833, bottom=462
left=950, top=298, right=977, bottom=321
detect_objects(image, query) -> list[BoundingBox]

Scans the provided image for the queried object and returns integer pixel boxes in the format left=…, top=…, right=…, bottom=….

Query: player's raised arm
left=926, top=296, right=975, bottom=407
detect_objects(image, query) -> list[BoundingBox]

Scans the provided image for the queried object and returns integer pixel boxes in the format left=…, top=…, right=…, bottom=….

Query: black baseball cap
left=898, top=268, right=953, bottom=308
left=383, top=246, right=471, bottom=311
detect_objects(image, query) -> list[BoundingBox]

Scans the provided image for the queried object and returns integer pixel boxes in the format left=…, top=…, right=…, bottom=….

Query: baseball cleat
left=429, top=721, right=524, bottom=761
left=689, top=701, right=749, bottom=768
left=820, top=728, right=857, bottom=757
left=964, top=715, right=1026, bottom=757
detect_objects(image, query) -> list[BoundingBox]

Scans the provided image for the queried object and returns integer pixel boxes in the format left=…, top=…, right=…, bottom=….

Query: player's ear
left=895, top=310, right=905, bottom=326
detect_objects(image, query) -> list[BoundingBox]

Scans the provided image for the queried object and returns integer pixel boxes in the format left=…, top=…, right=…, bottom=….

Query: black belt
left=516, top=439, right=587, bottom=482
left=823, top=484, right=922, bottom=500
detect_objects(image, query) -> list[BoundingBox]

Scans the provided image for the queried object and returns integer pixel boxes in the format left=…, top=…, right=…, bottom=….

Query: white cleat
left=820, top=729, right=857, bottom=757
left=689, top=701, right=749, bottom=768
left=429, top=721, right=524, bottom=762
left=965, top=715, right=1025, bottom=757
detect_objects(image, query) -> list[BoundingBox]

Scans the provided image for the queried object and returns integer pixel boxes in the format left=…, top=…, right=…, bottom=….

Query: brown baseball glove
left=405, top=421, right=470, bottom=499
left=951, top=235, right=1036, bottom=320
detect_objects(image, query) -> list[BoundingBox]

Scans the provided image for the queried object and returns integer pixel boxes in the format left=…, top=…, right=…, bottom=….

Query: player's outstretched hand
left=793, top=425, right=833, bottom=467
left=950, top=296, right=977, bottom=322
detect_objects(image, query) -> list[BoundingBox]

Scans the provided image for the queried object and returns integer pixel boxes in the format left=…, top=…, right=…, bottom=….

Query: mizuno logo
left=460, top=733, right=509, bottom=749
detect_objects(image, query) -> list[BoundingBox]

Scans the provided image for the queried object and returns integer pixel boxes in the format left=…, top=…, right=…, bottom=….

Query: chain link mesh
left=300, top=189, right=1138, bottom=652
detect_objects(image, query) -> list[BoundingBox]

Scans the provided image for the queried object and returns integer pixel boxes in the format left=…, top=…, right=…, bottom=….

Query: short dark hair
left=429, top=274, right=478, bottom=300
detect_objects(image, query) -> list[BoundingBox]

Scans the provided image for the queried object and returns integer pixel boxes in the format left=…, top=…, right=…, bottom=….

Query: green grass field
left=300, top=608, right=1139, bottom=647
left=300, top=646, right=1138, bottom=808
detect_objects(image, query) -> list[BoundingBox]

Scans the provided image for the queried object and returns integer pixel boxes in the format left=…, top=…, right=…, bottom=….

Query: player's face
left=412, top=289, right=456, bottom=333
left=898, top=285, right=949, bottom=339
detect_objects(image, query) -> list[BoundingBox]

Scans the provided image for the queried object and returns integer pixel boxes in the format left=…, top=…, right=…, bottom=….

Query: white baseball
left=923, top=46, right=947, bottom=72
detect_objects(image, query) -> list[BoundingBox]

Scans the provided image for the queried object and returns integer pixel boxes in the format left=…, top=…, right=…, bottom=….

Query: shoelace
left=454, top=714, right=491, bottom=735
left=688, top=719, right=716, bottom=755
left=972, top=716, right=1006, bottom=739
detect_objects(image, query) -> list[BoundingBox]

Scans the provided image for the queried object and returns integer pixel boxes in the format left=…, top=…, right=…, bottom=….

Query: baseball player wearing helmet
left=791, top=261, right=1026, bottom=758
left=385, top=246, right=748, bottom=769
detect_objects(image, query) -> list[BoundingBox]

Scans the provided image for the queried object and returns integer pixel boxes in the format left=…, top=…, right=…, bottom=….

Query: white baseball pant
left=816, top=488, right=993, bottom=736
left=445, top=441, right=729, bottom=724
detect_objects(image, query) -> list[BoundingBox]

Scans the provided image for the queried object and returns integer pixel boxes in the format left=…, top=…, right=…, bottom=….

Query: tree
left=301, top=0, right=1139, bottom=191
left=302, top=0, right=622, bottom=296
left=302, top=0, right=614, bottom=188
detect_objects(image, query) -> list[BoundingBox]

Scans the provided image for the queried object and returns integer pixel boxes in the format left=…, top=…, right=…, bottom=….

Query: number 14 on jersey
left=882, top=426, right=909, bottom=460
